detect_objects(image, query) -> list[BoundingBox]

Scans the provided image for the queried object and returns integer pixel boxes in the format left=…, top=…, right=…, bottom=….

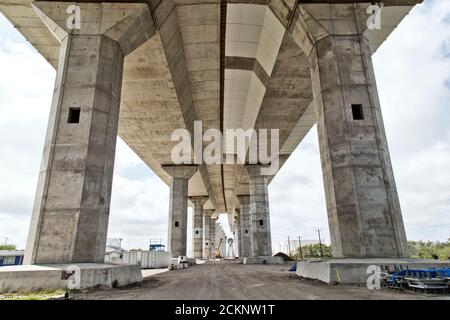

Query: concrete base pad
left=296, top=258, right=450, bottom=284
left=0, top=263, right=142, bottom=293
left=243, top=256, right=284, bottom=265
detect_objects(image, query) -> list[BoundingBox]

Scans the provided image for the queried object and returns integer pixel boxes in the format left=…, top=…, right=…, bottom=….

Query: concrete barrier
left=0, top=263, right=142, bottom=293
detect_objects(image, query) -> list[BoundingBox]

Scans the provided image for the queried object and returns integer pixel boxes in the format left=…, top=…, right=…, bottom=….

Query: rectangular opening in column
left=68, top=107, right=81, bottom=123
left=351, top=104, right=364, bottom=120
left=259, top=220, right=263, bottom=226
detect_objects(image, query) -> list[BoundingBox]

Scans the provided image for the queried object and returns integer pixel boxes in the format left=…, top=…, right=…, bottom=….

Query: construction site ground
left=67, top=260, right=450, bottom=300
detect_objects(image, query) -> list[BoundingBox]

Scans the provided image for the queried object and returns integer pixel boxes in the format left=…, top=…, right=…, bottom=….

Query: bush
left=0, top=244, right=16, bottom=250
left=408, top=240, right=450, bottom=261
left=293, top=243, right=332, bottom=259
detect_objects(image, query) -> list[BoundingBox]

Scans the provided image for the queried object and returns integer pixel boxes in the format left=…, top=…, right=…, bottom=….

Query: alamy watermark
left=65, top=3, right=384, bottom=32
left=367, top=3, right=384, bottom=30
left=64, top=265, right=81, bottom=290
left=171, top=121, right=279, bottom=176
left=66, top=5, right=81, bottom=30
left=366, top=265, right=382, bottom=290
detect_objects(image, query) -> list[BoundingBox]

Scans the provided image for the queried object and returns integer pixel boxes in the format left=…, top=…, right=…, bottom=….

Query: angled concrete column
left=24, top=2, right=154, bottom=264
left=292, top=4, right=408, bottom=258
left=203, top=209, right=214, bottom=259
left=210, top=216, right=217, bottom=256
left=237, top=195, right=252, bottom=257
left=245, top=166, right=272, bottom=257
left=162, top=165, right=198, bottom=257
left=189, top=197, right=208, bottom=259
left=234, top=210, right=241, bottom=257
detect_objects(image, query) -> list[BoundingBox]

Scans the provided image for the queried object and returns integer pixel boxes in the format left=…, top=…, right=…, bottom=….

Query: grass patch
left=0, top=288, right=66, bottom=300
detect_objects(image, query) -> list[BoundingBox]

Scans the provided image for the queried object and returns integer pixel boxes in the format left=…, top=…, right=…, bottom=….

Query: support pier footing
left=296, top=258, right=450, bottom=284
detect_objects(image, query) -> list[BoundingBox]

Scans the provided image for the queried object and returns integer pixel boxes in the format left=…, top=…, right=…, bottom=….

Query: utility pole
left=119, top=238, right=123, bottom=249
left=287, top=236, right=291, bottom=257
left=298, top=236, right=303, bottom=260
left=317, top=229, right=323, bottom=258
left=4, top=236, right=8, bottom=246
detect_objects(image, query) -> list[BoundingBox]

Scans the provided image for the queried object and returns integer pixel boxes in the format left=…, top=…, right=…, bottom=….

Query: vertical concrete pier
left=190, top=197, right=208, bottom=259
left=245, top=166, right=272, bottom=257
left=24, top=2, right=154, bottom=265
left=162, top=165, right=198, bottom=257
left=237, top=195, right=252, bottom=257
left=210, top=216, right=217, bottom=257
left=292, top=4, right=409, bottom=258
left=203, top=209, right=214, bottom=259
left=234, top=209, right=241, bottom=257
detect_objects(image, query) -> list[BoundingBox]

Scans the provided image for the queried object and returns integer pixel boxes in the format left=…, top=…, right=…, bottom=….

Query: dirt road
left=70, top=261, right=449, bottom=300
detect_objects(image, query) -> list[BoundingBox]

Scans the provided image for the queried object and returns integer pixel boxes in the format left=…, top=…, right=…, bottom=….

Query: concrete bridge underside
left=0, top=0, right=421, bottom=264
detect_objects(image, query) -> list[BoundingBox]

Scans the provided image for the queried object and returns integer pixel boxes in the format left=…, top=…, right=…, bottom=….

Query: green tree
left=408, top=240, right=450, bottom=260
left=293, top=243, right=332, bottom=259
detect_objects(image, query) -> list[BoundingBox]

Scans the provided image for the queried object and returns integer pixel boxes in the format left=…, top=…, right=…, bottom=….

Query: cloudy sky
left=0, top=0, right=449, bottom=254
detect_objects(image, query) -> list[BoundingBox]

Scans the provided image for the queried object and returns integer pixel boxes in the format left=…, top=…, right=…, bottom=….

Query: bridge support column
left=291, top=4, right=408, bottom=258
left=190, top=197, right=208, bottom=259
left=210, top=216, right=217, bottom=257
left=203, top=209, right=214, bottom=259
left=245, top=166, right=272, bottom=257
left=24, top=2, right=154, bottom=265
left=234, top=210, right=241, bottom=257
left=237, top=195, right=252, bottom=257
left=162, top=165, right=198, bottom=258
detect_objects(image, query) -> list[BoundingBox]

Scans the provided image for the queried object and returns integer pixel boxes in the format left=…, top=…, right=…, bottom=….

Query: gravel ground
left=68, top=260, right=450, bottom=300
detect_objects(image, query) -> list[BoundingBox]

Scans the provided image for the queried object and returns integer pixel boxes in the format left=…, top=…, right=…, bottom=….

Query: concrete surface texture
left=0, top=1, right=424, bottom=275
left=66, top=261, right=448, bottom=300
